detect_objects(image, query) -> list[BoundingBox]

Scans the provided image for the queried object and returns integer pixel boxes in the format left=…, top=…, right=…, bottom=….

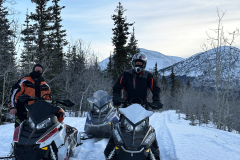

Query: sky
left=6, top=0, right=240, bottom=61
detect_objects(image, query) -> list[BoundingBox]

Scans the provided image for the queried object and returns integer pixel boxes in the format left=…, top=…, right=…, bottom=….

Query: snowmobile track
left=150, top=112, right=178, bottom=160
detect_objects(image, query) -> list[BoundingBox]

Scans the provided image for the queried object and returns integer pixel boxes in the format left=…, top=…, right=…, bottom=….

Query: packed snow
left=0, top=110, right=240, bottom=160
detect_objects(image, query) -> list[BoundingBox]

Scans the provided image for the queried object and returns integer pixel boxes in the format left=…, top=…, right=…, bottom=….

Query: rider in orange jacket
left=8, top=64, right=64, bottom=127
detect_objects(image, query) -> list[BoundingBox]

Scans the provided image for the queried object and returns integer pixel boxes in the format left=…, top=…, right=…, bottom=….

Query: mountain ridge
left=99, top=48, right=185, bottom=71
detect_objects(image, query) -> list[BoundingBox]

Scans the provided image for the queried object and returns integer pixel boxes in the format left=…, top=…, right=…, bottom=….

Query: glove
left=150, top=101, right=163, bottom=109
left=55, top=108, right=65, bottom=123
left=113, top=97, right=125, bottom=106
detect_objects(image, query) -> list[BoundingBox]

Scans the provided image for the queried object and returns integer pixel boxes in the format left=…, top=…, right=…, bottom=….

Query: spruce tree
left=48, top=0, right=68, bottom=73
left=127, top=27, right=140, bottom=63
left=20, top=9, right=37, bottom=75
left=160, top=70, right=168, bottom=92
left=0, top=0, right=16, bottom=124
left=170, top=66, right=176, bottom=97
left=107, top=52, right=112, bottom=75
left=29, top=0, right=53, bottom=63
left=111, top=2, right=133, bottom=81
left=153, top=62, right=159, bottom=85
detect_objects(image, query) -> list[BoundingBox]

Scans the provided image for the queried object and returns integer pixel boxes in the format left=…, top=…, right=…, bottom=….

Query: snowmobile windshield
left=25, top=100, right=60, bottom=124
left=87, top=90, right=112, bottom=109
left=119, top=104, right=153, bottom=124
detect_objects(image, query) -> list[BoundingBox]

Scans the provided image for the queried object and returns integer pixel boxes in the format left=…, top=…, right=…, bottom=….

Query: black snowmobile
left=80, top=90, right=119, bottom=140
left=6, top=94, right=79, bottom=160
left=104, top=99, right=162, bottom=160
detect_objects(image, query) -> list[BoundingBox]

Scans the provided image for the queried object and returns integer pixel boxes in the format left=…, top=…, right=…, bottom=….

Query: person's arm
left=112, top=72, right=126, bottom=106
left=45, top=83, right=51, bottom=100
left=8, top=78, right=26, bottom=114
left=148, top=73, right=160, bottom=102
left=148, top=74, right=163, bottom=109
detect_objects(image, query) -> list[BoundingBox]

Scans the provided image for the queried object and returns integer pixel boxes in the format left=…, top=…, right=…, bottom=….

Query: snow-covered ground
left=0, top=110, right=240, bottom=160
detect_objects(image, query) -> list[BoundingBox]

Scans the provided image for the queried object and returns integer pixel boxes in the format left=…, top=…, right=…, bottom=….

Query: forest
left=0, top=0, right=239, bottom=134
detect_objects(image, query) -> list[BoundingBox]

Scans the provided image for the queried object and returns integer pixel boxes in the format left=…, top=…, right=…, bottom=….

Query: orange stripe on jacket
left=133, top=76, right=135, bottom=86
left=151, top=78, right=153, bottom=91
left=120, top=76, right=124, bottom=84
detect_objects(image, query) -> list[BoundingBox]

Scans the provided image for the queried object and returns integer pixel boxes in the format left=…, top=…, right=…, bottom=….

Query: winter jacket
left=8, top=74, right=51, bottom=109
left=113, top=69, right=160, bottom=105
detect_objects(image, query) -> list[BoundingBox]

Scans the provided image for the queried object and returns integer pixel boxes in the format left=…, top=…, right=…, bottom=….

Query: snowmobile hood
left=119, top=104, right=153, bottom=124
left=26, top=100, right=60, bottom=124
left=87, top=90, right=112, bottom=108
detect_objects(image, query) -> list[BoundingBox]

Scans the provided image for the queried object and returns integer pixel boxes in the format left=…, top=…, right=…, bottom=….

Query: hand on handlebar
left=113, top=97, right=126, bottom=106
left=149, top=101, right=163, bottom=109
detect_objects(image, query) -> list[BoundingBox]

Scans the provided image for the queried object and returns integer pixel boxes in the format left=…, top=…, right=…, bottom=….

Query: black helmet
left=131, top=53, right=147, bottom=73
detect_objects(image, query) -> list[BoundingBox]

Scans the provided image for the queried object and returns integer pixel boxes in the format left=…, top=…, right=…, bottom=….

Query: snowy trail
left=64, top=118, right=107, bottom=160
left=151, top=112, right=178, bottom=160
left=1, top=111, right=240, bottom=160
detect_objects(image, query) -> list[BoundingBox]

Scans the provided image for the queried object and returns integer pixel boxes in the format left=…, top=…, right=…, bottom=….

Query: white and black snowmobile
left=104, top=101, right=161, bottom=160
left=7, top=94, right=80, bottom=160
left=80, top=90, right=119, bottom=140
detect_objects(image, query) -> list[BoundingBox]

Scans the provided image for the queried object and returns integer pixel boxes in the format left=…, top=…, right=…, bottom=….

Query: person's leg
left=150, top=139, right=160, bottom=160
left=14, top=102, right=27, bottom=128
left=104, top=136, right=118, bottom=160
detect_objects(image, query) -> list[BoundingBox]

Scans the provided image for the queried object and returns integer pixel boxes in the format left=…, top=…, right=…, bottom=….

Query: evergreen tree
left=29, top=0, right=53, bottom=63
left=127, top=27, right=140, bottom=63
left=170, top=66, right=176, bottom=97
left=160, top=71, right=168, bottom=92
left=20, top=9, right=37, bottom=75
left=26, top=0, right=67, bottom=98
left=153, top=62, right=159, bottom=85
left=0, top=0, right=17, bottom=124
left=48, top=0, right=68, bottom=73
left=111, top=2, right=133, bottom=81
left=107, top=52, right=113, bottom=75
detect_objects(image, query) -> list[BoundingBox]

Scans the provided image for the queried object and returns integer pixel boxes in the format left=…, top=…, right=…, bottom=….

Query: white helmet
left=131, top=53, right=147, bottom=73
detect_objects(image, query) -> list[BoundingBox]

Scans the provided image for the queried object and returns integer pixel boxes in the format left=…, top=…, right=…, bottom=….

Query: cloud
left=12, top=0, right=240, bottom=60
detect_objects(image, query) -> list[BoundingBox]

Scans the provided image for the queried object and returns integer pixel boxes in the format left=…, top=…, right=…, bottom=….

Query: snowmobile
left=80, top=90, right=119, bottom=140
left=5, top=94, right=80, bottom=160
left=104, top=99, right=161, bottom=160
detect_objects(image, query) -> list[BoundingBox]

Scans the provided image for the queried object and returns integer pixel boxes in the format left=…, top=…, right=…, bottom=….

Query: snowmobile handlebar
left=18, top=94, right=75, bottom=107
left=18, top=94, right=37, bottom=103
left=113, top=97, right=163, bottom=110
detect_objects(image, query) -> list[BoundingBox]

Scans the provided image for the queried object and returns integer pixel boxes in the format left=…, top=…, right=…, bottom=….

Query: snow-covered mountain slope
left=1, top=110, right=240, bottom=160
left=99, top=48, right=184, bottom=71
left=160, top=46, right=240, bottom=79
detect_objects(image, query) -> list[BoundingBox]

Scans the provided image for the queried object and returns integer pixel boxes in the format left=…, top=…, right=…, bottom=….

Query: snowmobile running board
left=0, top=155, right=15, bottom=159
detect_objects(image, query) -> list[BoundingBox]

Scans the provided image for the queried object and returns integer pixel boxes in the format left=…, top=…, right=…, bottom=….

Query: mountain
left=160, top=46, right=240, bottom=79
left=1, top=110, right=239, bottom=159
left=99, top=48, right=184, bottom=71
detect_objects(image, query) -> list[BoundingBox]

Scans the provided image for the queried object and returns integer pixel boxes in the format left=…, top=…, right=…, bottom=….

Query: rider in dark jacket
left=112, top=52, right=162, bottom=108
left=104, top=53, right=162, bottom=160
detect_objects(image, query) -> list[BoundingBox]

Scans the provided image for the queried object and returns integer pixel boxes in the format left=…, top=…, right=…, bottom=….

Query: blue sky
left=9, top=0, right=240, bottom=60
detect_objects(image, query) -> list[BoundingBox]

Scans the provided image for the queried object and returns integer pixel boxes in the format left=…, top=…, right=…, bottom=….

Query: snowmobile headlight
left=135, top=121, right=146, bottom=132
left=113, top=129, right=123, bottom=143
left=123, top=119, right=133, bottom=132
left=36, top=118, right=52, bottom=130
left=142, top=132, right=156, bottom=146
left=28, top=117, right=35, bottom=129
left=101, top=105, right=108, bottom=112
left=93, top=106, right=100, bottom=113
